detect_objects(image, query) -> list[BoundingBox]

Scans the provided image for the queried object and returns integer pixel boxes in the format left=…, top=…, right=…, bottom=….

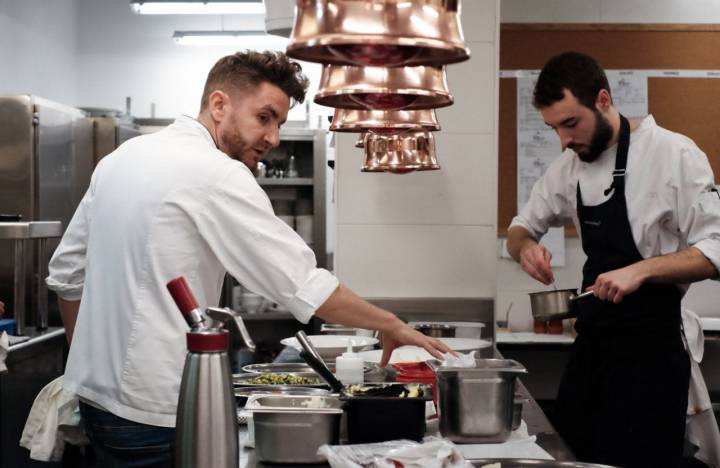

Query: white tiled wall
left=334, top=0, right=501, bottom=298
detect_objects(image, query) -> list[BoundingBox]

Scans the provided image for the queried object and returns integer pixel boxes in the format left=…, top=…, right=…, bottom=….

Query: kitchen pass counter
left=496, top=331, right=575, bottom=345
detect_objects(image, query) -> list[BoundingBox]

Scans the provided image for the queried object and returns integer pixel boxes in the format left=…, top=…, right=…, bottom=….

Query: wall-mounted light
left=131, top=0, right=265, bottom=15
left=173, top=30, right=289, bottom=48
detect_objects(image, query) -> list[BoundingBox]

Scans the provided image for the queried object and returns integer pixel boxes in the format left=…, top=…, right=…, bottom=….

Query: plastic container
left=335, top=342, right=364, bottom=385
left=392, top=362, right=437, bottom=407
left=340, top=383, right=431, bottom=443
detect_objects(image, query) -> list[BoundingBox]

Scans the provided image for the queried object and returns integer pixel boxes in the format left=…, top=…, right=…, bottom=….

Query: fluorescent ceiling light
left=131, top=1, right=265, bottom=15
left=173, top=30, right=289, bottom=48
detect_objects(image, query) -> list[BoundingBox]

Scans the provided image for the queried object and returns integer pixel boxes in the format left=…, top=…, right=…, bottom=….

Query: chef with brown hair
left=507, top=52, right=720, bottom=467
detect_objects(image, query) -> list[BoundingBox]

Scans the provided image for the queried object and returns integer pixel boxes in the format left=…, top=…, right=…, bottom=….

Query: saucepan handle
left=570, top=290, right=595, bottom=302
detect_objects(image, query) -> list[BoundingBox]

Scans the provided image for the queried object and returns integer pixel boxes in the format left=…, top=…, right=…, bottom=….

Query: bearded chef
left=507, top=52, right=720, bottom=468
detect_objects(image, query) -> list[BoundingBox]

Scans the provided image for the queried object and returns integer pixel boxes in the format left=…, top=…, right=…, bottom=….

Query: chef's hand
left=586, top=264, right=644, bottom=303
left=519, top=243, right=555, bottom=285
left=379, top=322, right=454, bottom=367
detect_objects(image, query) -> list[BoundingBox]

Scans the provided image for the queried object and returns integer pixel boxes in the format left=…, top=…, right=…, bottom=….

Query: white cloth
left=683, top=309, right=720, bottom=467
left=0, top=331, right=8, bottom=373
left=19, top=376, right=89, bottom=462
left=46, top=115, right=339, bottom=427
left=510, top=115, right=720, bottom=290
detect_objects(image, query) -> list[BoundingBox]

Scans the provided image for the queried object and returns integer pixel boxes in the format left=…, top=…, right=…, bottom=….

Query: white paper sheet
left=606, top=71, right=648, bottom=119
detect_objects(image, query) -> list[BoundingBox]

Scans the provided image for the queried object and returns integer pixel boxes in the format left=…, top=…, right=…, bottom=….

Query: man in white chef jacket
left=507, top=52, right=720, bottom=468
left=46, top=51, right=450, bottom=467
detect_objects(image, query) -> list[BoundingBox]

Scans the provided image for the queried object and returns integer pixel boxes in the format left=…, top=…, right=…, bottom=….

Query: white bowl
left=281, top=334, right=379, bottom=359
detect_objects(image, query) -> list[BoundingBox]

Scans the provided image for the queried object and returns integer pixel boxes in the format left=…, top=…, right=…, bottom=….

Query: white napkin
left=0, top=331, right=8, bottom=373
left=440, top=350, right=476, bottom=367
left=319, top=437, right=468, bottom=468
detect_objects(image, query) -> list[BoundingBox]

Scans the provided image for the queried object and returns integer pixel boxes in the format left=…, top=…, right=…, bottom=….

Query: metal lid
left=187, top=329, right=228, bottom=352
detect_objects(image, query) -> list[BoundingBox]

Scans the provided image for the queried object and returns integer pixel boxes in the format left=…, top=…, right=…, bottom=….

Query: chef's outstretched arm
left=589, top=246, right=718, bottom=303
left=507, top=226, right=555, bottom=285
left=314, top=284, right=452, bottom=366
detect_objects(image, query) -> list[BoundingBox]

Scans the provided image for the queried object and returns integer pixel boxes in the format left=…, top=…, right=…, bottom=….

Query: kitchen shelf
left=257, top=177, right=313, bottom=186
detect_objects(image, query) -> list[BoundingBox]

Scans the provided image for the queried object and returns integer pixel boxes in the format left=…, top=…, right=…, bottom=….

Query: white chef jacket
left=46, top=115, right=339, bottom=427
left=510, top=115, right=720, bottom=285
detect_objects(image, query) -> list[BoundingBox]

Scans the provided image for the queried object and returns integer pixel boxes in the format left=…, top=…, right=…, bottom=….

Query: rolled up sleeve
left=46, top=187, right=93, bottom=300
left=191, top=167, right=339, bottom=323
left=676, top=147, right=720, bottom=275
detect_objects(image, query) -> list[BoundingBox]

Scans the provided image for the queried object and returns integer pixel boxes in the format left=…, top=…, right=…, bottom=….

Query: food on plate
left=244, top=373, right=322, bottom=385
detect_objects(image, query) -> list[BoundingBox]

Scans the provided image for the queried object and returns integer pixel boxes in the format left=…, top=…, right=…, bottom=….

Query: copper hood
left=287, top=0, right=469, bottom=67
left=331, top=108, right=440, bottom=133
left=315, top=65, right=453, bottom=110
left=361, top=129, right=440, bottom=173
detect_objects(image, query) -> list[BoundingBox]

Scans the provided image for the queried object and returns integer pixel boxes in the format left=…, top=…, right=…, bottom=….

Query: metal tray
left=469, top=460, right=618, bottom=468
left=241, top=361, right=380, bottom=374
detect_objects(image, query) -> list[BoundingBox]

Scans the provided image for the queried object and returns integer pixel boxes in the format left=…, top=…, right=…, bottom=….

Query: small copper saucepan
left=528, top=289, right=594, bottom=321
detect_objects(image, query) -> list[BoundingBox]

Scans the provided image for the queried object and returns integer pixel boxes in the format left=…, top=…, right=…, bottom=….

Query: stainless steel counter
left=236, top=347, right=573, bottom=467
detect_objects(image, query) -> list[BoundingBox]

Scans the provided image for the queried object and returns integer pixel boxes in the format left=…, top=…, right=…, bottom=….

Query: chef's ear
left=207, top=89, right=231, bottom=122
left=595, top=89, right=613, bottom=112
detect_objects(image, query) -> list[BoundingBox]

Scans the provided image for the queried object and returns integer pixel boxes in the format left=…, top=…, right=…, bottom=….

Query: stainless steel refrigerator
left=0, top=95, right=93, bottom=325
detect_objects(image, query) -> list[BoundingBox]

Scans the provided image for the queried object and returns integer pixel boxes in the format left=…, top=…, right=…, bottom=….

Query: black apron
left=553, top=115, right=690, bottom=468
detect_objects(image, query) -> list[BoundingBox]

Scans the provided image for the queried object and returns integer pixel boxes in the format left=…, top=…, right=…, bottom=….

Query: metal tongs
left=295, top=331, right=344, bottom=393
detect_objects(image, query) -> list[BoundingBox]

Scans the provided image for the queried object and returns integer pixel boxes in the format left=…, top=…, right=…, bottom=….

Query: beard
left=218, top=116, right=256, bottom=170
left=572, top=110, right=613, bottom=163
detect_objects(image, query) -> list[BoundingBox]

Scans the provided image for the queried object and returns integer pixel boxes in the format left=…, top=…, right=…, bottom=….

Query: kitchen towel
left=683, top=308, right=720, bottom=468
left=19, top=375, right=89, bottom=461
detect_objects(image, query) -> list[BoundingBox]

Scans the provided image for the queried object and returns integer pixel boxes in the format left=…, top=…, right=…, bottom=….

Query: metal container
left=413, top=322, right=456, bottom=338
left=529, top=289, right=594, bottom=321
left=233, top=385, right=330, bottom=406
left=246, top=395, right=344, bottom=464
left=513, top=393, right=529, bottom=431
left=175, top=330, right=237, bottom=468
left=429, top=358, right=527, bottom=443
left=340, top=383, right=432, bottom=443
left=241, top=361, right=380, bottom=375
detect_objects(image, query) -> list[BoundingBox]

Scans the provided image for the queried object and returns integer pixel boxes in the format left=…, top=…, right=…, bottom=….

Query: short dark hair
left=200, top=50, right=309, bottom=110
left=533, top=52, right=611, bottom=110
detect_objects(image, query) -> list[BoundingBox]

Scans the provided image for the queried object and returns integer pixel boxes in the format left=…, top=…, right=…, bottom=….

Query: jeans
left=79, top=402, right=174, bottom=468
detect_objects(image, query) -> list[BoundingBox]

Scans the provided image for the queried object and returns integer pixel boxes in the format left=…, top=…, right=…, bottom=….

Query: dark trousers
left=79, top=402, right=174, bottom=468
left=554, top=332, right=690, bottom=468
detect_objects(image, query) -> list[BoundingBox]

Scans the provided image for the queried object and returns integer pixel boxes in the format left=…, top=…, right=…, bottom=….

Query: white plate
left=281, top=334, right=379, bottom=359
left=358, top=337, right=491, bottom=364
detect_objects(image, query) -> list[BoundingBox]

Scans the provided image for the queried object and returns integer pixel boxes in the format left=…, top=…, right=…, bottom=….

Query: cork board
left=498, top=24, right=720, bottom=236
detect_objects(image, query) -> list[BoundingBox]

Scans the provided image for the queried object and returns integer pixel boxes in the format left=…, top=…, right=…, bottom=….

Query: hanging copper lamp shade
left=287, top=0, right=470, bottom=67
left=315, top=65, right=453, bottom=110
left=361, top=129, right=440, bottom=174
left=355, top=132, right=366, bottom=148
left=331, top=108, right=440, bottom=134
